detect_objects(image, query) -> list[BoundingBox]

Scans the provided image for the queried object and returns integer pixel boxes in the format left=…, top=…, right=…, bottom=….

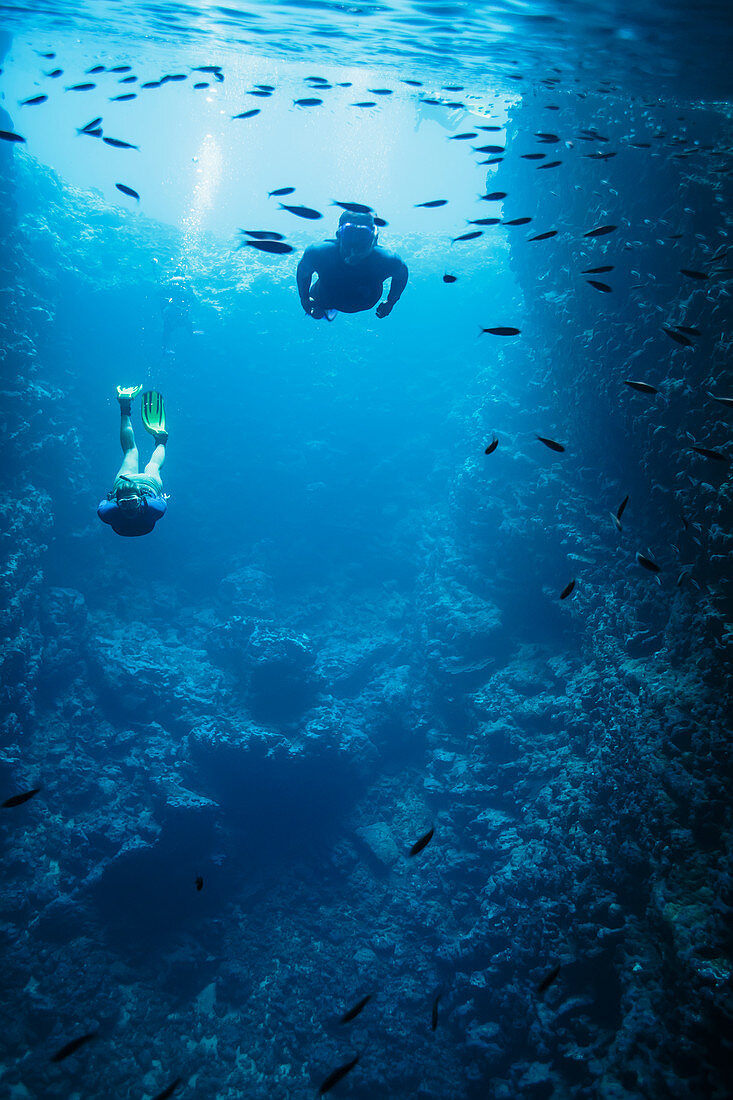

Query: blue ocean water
left=0, top=3, right=732, bottom=1098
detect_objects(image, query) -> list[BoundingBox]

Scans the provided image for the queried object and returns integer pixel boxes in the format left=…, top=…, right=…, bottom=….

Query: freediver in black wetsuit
left=296, top=211, right=408, bottom=321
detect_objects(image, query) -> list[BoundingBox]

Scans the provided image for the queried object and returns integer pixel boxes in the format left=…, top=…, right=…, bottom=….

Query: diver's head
left=115, top=485, right=145, bottom=513
left=337, top=211, right=377, bottom=264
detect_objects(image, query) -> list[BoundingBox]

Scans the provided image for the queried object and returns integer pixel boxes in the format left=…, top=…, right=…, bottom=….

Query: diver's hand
left=376, top=301, right=393, bottom=319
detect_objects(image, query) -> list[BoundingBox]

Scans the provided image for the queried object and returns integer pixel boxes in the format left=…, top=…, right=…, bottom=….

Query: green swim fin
left=141, top=390, right=168, bottom=443
left=116, top=383, right=142, bottom=413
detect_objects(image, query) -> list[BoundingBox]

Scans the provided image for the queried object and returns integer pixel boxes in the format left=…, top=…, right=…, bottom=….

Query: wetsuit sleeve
left=385, top=255, right=409, bottom=306
left=147, top=497, right=167, bottom=523
left=97, top=499, right=117, bottom=525
left=296, top=247, right=318, bottom=310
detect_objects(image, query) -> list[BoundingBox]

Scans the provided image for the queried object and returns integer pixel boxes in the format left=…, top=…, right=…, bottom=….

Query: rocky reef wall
left=1, top=85, right=731, bottom=1100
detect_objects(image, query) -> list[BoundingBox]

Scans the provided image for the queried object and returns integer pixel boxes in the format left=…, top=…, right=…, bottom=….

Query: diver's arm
left=296, top=248, right=318, bottom=311
left=385, top=256, right=408, bottom=305
left=376, top=255, right=409, bottom=317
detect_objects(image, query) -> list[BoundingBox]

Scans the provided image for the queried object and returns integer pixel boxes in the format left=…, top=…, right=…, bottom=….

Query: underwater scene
left=1, top=1, right=732, bottom=1097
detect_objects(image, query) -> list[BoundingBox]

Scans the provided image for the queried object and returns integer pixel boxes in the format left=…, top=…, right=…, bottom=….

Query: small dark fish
left=402, top=79, right=423, bottom=86
left=676, top=568, right=692, bottom=587
left=623, top=379, right=657, bottom=395
left=537, top=965, right=561, bottom=994
left=528, top=230, right=557, bottom=241
left=294, top=97, right=323, bottom=106
left=51, top=1032, right=98, bottom=1063
left=535, top=132, right=560, bottom=142
left=318, top=1055, right=359, bottom=1096
left=0, top=130, right=26, bottom=143
left=67, top=82, right=96, bottom=91
left=560, top=579, right=576, bottom=600
left=103, top=137, right=138, bottom=148
left=268, top=186, right=295, bottom=197
left=339, top=994, right=372, bottom=1023
left=537, top=435, right=565, bottom=452
left=537, top=160, right=562, bottom=169
left=442, top=85, right=463, bottom=91
left=443, top=273, right=457, bottom=283
left=582, top=265, right=614, bottom=273
left=484, top=437, right=498, bottom=454
left=368, top=88, right=393, bottom=95
left=477, top=124, right=502, bottom=131
left=610, top=512, right=622, bottom=532
left=409, top=826, right=434, bottom=856
left=415, top=199, right=447, bottom=207
left=691, top=445, right=727, bottom=461
left=521, top=153, right=546, bottom=159
left=504, top=217, right=532, bottom=226
left=333, top=201, right=373, bottom=214
left=481, top=191, right=507, bottom=200
left=193, top=65, right=223, bottom=74
left=38, top=51, right=56, bottom=59
left=2, top=786, right=41, bottom=808
left=587, top=280, right=612, bottom=292
left=468, top=218, right=500, bottom=226
left=193, top=82, right=209, bottom=90
left=584, top=224, right=617, bottom=237
left=480, top=157, right=504, bottom=165
left=111, top=93, right=136, bottom=101
left=374, top=217, right=387, bottom=227
left=195, top=875, right=203, bottom=891
left=87, top=65, right=106, bottom=74
left=707, top=392, right=733, bottom=407
left=636, top=552, right=660, bottom=573
left=449, top=132, right=477, bottom=140
left=152, top=1079, right=182, bottom=1100
left=279, top=203, right=322, bottom=220
left=617, top=494, right=629, bottom=521
left=20, top=95, right=48, bottom=106
left=245, top=240, right=294, bottom=254
left=161, top=74, right=187, bottom=82
left=586, top=150, right=617, bottom=160
left=110, top=65, right=132, bottom=73
left=473, top=144, right=504, bottom=154
left=255, top=83, right=275, bottom=91
left=663, top=328, right=692, bottom=347
left=82, top=127, right=103, bottom=137
left=242, top=230, right=285, bottom=240
left=46, top=69, right=63, bottom=77
left=115, top=183, right=140, bottom=200
left=351, top=101, right=377, bottom=107
left=452, top=231, right=483, bottom=242
left=119, top=75, right=137, bottom=83
left=431, top=990, right=442, bottom=1031
left=482, top=326, right=519, bottom=336
left=233, top=109, right=260, bottom=119
left=680, top=269, right=708, bottom=280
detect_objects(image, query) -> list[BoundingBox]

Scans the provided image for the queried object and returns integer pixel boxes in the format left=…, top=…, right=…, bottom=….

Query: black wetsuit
left=296, top=241, right=409, bottom=314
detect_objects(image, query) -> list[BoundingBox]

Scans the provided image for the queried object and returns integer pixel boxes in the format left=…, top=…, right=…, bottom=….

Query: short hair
left=337, top=210, right=375, bottom=230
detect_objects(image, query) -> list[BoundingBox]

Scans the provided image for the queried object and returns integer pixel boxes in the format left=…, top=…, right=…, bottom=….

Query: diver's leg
left=144, top=442, right=166, bottom=484
left=117, top=402, right=139, bottom=477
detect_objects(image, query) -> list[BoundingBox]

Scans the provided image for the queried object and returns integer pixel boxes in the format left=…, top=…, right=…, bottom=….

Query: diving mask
left=337, top=222, right=377, bottom=261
